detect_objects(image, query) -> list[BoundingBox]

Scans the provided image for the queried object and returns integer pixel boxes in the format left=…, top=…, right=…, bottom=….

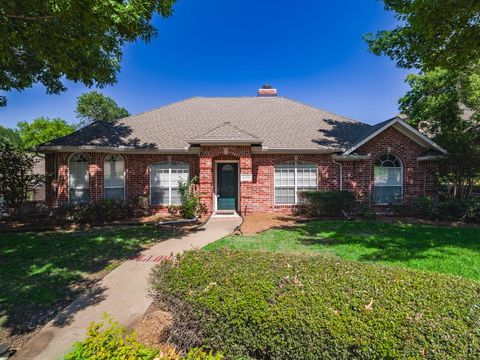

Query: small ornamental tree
left=168, top=176, right=206, bottom=219
left=0, top=143, right=45, bottom=216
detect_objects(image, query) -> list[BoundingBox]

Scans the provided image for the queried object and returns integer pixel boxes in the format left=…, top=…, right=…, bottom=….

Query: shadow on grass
left=291, top=220, right=480, bottom=263
left=0, top=225, right=179, bottom=341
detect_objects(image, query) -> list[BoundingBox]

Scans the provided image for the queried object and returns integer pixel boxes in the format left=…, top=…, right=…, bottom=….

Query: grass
left=0, top=225, right=171, bottom=344
left=205, top=220, right=480, bottom=281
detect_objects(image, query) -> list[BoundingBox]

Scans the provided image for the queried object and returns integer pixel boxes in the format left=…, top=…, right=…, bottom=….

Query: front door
left=216, top=163, right=238, bottom=210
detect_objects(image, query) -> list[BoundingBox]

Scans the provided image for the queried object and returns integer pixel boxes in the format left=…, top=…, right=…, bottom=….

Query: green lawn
left=205, top=220, right=480, bottom=280
left=0, top=225, right=171, bottom=345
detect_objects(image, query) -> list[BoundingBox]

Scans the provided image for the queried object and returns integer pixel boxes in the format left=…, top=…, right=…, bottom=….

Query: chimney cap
left=258, top=85, right=277, bottom=97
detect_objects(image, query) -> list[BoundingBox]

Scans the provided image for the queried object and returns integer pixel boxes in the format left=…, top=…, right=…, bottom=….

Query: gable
left=343, top=117, right=446, bottom=155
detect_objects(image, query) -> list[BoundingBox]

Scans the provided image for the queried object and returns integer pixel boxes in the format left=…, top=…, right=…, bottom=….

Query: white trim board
left=343, top=117, right=447, bottom=155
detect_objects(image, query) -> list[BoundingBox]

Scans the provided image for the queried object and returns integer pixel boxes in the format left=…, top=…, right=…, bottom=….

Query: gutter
left=332, top=154, right=371, bottom=161
left=331, top=156, right=343, bottom=191
left=417, top=155, right=446, bottom=161
left=35, top=145, right=200, bottom=154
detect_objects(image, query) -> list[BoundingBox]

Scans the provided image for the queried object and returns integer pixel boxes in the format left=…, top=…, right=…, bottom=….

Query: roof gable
left=343, top=117, right=447, bottom=155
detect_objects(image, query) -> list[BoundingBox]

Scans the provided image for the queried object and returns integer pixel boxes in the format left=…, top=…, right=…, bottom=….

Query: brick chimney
left=257, top=84, right=277, bottom=97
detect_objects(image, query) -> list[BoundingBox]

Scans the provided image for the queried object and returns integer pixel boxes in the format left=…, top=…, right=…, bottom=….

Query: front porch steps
left=211, top=210, right=241, bottom=218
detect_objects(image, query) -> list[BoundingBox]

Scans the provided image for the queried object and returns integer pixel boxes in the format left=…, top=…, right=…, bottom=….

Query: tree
left=17, top=117, right=77, bottom=149
left=0, top=143, right=45, bottom=216
left=0, top=0, right=176, bottom=106
left=0, top=125, right=22, bottom=147
left=365, top=0, right=480, bottom=71
left=76, top=91, right=130, bottom=125
left=399, top=68, right=480, bottom=198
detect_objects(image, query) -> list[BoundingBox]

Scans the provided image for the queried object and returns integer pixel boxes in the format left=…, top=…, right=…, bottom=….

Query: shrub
left=152, top=250, right=480, bottom=359
left=170, top=176, right=206, bottom=219
left=64, top=314, right=222, bottom=360
left=297, top=190, right=356, bottom=217
left=416, top=195, right=480, bottom=223
left=51, top=199, right=134, bottom=225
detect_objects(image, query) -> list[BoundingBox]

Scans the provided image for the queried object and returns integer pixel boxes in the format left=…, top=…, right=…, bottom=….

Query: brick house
left=38, top=87, right=445, bottom=216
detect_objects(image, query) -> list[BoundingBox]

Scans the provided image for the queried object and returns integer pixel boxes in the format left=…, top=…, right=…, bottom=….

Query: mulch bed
left=0, top=214, right=208, bottom=233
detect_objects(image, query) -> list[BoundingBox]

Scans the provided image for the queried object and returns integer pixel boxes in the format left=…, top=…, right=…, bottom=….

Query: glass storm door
left=216, top=163, right=238, bottom=210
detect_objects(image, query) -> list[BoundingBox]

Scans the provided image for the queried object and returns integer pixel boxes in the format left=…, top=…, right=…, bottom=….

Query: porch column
left=199, top=155, right=214, bottom=214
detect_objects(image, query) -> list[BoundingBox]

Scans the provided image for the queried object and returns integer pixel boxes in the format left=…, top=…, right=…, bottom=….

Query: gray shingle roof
left=189, top=121, right=262, bottom=143
left=40, top=97, right=382, bottom=151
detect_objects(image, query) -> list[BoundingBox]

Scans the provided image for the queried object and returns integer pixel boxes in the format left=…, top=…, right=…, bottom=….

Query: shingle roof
left=189, top=121, right=262, bottom=143
left=39, top=97, right=386, bottom=151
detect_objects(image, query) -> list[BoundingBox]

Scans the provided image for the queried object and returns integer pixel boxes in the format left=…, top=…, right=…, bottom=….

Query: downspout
left=332, top=157, right=343, bottom=191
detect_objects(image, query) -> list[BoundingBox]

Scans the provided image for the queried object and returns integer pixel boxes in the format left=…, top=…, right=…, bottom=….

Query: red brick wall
left=44, top=128, right=440, bottom=214
left=355, top=127, right=440, bottom=204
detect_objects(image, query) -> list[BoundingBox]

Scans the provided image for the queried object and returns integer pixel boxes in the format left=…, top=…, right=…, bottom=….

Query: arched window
left=104, top=154, right=125, bottom=200
left=150, top=161, right=189, bottom=205
left=274, top=161, right=317, bottom=204
left=374, top=154, right=403, bottom=204
left=68, top=153, right=89, bottom=203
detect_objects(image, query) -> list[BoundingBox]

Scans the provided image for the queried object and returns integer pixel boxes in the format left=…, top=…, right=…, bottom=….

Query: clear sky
left=0, top=0, right=409, bottom=128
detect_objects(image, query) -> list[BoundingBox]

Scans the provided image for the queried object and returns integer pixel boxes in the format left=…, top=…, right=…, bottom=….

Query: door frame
left=214, top=160, right=240, bottom=212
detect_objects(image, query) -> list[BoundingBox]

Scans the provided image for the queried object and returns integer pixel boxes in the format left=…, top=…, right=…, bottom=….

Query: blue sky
left=0, top=0, right=409, bottom=128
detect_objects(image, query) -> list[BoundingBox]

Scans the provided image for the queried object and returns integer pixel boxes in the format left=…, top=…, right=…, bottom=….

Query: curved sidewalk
left=14, top=217, right=241, bottom=360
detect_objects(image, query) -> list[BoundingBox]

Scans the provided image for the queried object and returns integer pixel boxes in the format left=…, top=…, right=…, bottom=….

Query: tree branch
left=6, top=14, right=54, bottom=21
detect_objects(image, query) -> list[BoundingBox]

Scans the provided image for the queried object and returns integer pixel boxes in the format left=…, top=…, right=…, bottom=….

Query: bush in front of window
left=297, top=190, right=356, bottom=217
left=168, top=176, right=207, bottom=219
left=51, top=199, right=134, bottom=225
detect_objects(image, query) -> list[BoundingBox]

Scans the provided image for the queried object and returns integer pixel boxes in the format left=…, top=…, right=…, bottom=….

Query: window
left=150, top=161, right=189, bottom=205
left=374, top=154, right=403, bottom=204
left=68, top=153, right=89, bottom=203
left=104, top=154, right=125, bottom=200
left=275, top=161, right=317, bottom=204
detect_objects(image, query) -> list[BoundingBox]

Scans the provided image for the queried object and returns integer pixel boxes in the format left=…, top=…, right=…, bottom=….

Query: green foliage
left=76, top=91, right=130, bottom=125
left=297, top=190, right=356, bottom=217
left=399, top=68, right=480, bottom=198
left=64, top=314, right=159, bottom=360
left=51, top=199, right=134, bottom=225
left=0, top=143, right=45, bottom=216
left=168, top=176, right=206, bottom=219
left=0, top=0, right=177, bottom=106
left=0, top=125, right=22, bottom=147
left=16, top=117, right=77, bottom=149
left=365, top=0, right=480, bottom=71
left=416, top=195, right=480, bottom=223
left=64, top=314, right=223, bottom=360
left=153, top=249, right=480, bottom=359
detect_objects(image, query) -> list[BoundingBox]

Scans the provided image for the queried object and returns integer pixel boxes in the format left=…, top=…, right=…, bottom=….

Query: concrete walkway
left=14, top=217, right=241, bottom=360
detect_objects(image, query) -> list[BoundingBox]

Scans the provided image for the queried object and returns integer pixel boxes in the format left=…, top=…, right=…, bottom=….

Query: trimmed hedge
left=152, top=250, right=480, bottom=359
left=297, top=190, right=356, bottom=217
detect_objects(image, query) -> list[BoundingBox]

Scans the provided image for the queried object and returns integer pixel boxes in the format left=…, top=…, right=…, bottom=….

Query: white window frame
left=274, top=160, right=318, bottom=205
left=68, top=153, right=90, bottom=204
left=373, top=154, right=403, bottom=205
left=103, top=154, right=125, bottom=201
left=149, top=161, right=190, bottom=206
